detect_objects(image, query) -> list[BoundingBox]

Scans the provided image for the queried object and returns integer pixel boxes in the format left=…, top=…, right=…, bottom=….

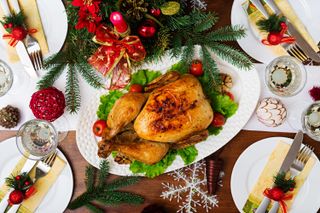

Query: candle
left=110, top=12, right=128, bottom=34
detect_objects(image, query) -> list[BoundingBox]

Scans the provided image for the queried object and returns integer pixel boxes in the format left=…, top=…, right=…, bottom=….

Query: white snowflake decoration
left=182, top=0, right=207, bottom=10
left=161, top=161, right=219, bottom=213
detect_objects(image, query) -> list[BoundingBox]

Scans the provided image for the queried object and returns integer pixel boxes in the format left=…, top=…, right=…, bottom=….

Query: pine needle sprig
left=207, top=25, right=247, bottom=42
left=200, top=45, right=220, bottom=89
left=77, top=63, right=103, bottom=89
left=68, top=161, right=144, bottom=212
left=207, top=42, right=252, bottom=70
left=65, top=65, right=81, bottom=113
left=0, top=11, right=25, bottom=29
left=274, top=172, right=296, bottom=193
left=37, top=63, right=66, bottom=89
left=257, top=14, right=286, bottom=32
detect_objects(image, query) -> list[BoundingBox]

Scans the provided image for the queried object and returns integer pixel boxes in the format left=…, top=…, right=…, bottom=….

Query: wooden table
left=1, top=1, right=320, bottom=213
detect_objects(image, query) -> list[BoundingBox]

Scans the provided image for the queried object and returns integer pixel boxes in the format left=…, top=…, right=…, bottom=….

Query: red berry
left=24, top=181, right=30, bottom=186
left=3, top=24, right=9, bottom=29
left=150, top=8, right=161, bottom=17
left=289, top=187, right=294, bottom=191
left=9, top=190, right=24, bottom=204
left=267, top=32, right=282, bottom=45
left=225, top=91, right=234, bottom=101
left=92, top=120, right=107, bottom=137
left=15, top=175, right=21, bottom=180
left=129, top=84, right=143, bottom=93
left=269, top=187, right=285, bottom=201
left=8, top=23, right=13, bottom=28
left=11, top=26, right=27, bottom=40
left=211, top=112, right=226, bottom=128
left=190, top=60, right=204, bottom=76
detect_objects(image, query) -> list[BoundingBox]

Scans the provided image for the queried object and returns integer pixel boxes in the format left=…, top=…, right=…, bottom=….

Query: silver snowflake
left=161, top=161, right=219, bottom=213
left=182, top=0, right=207, bottom=10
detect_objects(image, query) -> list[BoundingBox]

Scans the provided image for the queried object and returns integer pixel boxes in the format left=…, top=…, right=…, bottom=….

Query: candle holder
left=302, top=101, right=320, bottom=141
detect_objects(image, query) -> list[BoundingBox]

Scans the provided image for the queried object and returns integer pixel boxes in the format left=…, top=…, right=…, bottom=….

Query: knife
left=255, top=130, right=303, bottom=213
left=0, top=157, right=37, bottom=211
left=0, top=0, right=38, bottom=78
left=259, top=0, right=320, bottom=62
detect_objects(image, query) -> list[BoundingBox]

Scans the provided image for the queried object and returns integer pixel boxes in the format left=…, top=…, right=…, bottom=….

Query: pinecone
left=121, top=0, right=148, bottom=20
left=0, top=105, right=20, bottom=128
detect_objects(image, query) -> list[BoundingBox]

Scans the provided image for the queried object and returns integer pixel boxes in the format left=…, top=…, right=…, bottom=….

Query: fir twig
left=65, top=65, right=81, bottom=113
left=77, top=63, right=103, bottom=89
left=98, top=160, right=109, bottom=187
left=37, top=63, right=66, bottom=89
left=85, top=203, right=104, bottom=213
left=85, top=165, right=95, bottom=192
left=105, top=176, right=141, bottom=191
left=207, top=25, right=246, bottom=41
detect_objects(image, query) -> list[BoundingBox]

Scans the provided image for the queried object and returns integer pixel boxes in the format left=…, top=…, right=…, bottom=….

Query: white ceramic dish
left=76, top=48, right=261, bottom=176
left=231, top=0, right=320, bottom=64
left=0, top=137, right=74, bottom=213
left=231, top=137, right=320, bottom=212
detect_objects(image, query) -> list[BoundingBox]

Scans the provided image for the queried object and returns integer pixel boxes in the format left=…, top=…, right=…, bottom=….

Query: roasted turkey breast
left=134, top=73, right=213, bottom=143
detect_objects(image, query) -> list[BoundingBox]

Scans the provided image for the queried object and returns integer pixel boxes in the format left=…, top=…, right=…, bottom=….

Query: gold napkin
left=243, top=142, right=316, bottom=213
left=242, top=0, right=288, bottom=56
left=0, top=155, right=66, bottom=213
left=0, top=0, right=49, bottom=62
left=273, top=0, right=319, bottom=52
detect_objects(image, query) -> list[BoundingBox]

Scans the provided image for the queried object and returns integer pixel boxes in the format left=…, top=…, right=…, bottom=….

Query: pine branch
left=167, top=15, right=191, bottom=30
left=200, top=45, right=220, bottom=88
left=97, top=191, right=144, bottom=206
left=85, top=203, right=104, bottom=213
left=105, top=177, right=141, bottom=191
left=207, top=25, right=247, bottom=41
left=206, top=42, right=252, bottom=70
left=181, top=40, right=195, bottom=66
left=193, top=11, right=218, bottom=33
left=98, top=160, right=109, bottom=187
left=65, top=65, right=81, bottom=113
left=37, top=63, right=66, bottom=89
left=77, top=63, right=103, bottom=89
left=68, top=191, right=96, bottom=209
left=85, top=165, right=96, bottom=192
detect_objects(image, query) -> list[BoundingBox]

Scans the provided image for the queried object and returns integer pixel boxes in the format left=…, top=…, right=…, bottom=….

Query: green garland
left=68, top=161, right=144, bottom=212
left=39, top=0, right=252, bottom=113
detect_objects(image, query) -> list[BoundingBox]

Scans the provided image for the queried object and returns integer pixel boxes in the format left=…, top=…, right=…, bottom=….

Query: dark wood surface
left=1, top=0, right=320, bottom=213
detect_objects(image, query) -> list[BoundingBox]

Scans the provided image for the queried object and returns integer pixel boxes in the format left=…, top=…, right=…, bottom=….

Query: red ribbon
left=2, top=28, right=37, bottom=47
left=88, top=25, right=146, bottom=89
left=263, top=188, right=293, bottom=213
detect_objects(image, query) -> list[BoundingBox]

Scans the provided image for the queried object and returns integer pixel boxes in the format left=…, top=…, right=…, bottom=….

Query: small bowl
left=0, top=60, right=13, bottom=97
left=265, top=56, right=306, bottom=97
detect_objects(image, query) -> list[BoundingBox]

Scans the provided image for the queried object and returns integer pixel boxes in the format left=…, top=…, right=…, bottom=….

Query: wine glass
left=16, top=119, right=58, bottom=160
left=265, top=56, right=307, bottom=97
left=0, top=59, right=13, bottom=97
left=301, top=101, right=320, bottom=141
left=51, top=115, right=69, bottom=142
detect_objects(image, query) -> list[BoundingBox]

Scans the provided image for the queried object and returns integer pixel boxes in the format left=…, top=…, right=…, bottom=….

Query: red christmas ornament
left=11, top=26, right=27, bottom=40
left=309, top=86, right=320, bottom=101
left=15, top=175, right=21, bottom=181
left=29, top=87, right=66, bottom=122
left=8, top=23, right=13, bottom=28
left=262, top=22, right=295, bottom=46
left=268, top=187, right=285, bottom=201
left=9, top=190, right=24, bottom=205
left=138, top=19, right=157, bottom=38
left=150, top=8, right=161, bottom=17
left=4, top=24, right=9, bottom=29
left=110, top=11, right=128, bottom=33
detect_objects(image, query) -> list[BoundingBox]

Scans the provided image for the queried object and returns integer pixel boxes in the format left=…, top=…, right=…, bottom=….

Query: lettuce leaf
left=130, top=146, right=199, bottom=178
left=96, top=90, right=124, bottom=120
left=211, top=94, right=238, bottom=118
left=130, top=69, right=162, bottom=86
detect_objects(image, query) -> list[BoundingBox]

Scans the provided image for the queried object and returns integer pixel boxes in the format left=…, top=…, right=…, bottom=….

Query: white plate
left=76, top=48, right=261, bottom=176
left=0, top=138, right=73, bottom=213
left=231, top=0, right=320, bottom=64
left=231, top=137, right=320, bottom=213
left=0, top=0, right=68, bottom=60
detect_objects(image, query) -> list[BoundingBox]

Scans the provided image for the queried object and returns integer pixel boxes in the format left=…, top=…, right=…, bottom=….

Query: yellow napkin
left=243, top=142, right=316, bottom=213
left=242, top=0, right=288, bottom=56
left=273, top=0, right=319, bottom=52
left=0, top=0, right=49, bottom=62
left=0, top=155, right=66, bottom=213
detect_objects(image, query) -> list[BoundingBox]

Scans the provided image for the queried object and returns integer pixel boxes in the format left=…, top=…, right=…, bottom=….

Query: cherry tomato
left=225, top=91, right=234, bottom=101
left=92, top=120, right=107, bottom=137
left=189, top=60, right=203, bottom=76
left=211, top=112, right=226, bottom=127
left=130, top=84, right=144, bottom=93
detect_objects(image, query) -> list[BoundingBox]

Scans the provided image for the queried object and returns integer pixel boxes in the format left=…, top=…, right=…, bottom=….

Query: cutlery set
left=251, top=0, right=320, bottom=64
left=0, top=152, right=57, bottom=213
left=256, top=131, right=314, bottom=213
left=0, top=0, right=43, bottom=78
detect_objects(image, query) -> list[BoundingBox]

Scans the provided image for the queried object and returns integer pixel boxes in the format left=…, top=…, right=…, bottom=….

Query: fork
left=285, top=44, right=309, bottom=63
left=6, top=152, right=58, bottom=213
left=268, top=144, right=314, bottom=213
left=9, top=0, right=43, bottom=71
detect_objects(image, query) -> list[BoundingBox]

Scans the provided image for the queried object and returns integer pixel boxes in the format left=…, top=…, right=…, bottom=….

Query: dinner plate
left=231, top=0, right=320, bottom=64
left=76, top=47, right=261, bottom=176
left=231, top=137, right=320, bottom=212
left=0, top=137, right=74, bottom=213
left=0, top=0, right=68, bottom=58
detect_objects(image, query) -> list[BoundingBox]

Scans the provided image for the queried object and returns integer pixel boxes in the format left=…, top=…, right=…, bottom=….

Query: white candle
left=308, top=111, right=320, bottom=127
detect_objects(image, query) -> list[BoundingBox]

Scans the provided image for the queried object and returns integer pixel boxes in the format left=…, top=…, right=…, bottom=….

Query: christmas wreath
left=37, top=0, right=252, bottom=112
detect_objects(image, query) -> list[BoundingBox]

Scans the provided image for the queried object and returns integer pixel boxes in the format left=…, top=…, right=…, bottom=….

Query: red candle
left=110, top=12, right=128, bottom=33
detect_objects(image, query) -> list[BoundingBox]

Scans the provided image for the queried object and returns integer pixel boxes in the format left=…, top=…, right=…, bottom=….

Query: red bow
left=2, top=28, right=37, bottom=47
left=263, top=188, right=293, bottom=213
left=88, top=25, right=146, bottom=89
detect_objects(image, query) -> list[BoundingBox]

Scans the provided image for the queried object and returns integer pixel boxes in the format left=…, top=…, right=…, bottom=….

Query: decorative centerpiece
left=256, top=97, right=287, bottom=127
left=38, top=0, right=252, bottom=112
